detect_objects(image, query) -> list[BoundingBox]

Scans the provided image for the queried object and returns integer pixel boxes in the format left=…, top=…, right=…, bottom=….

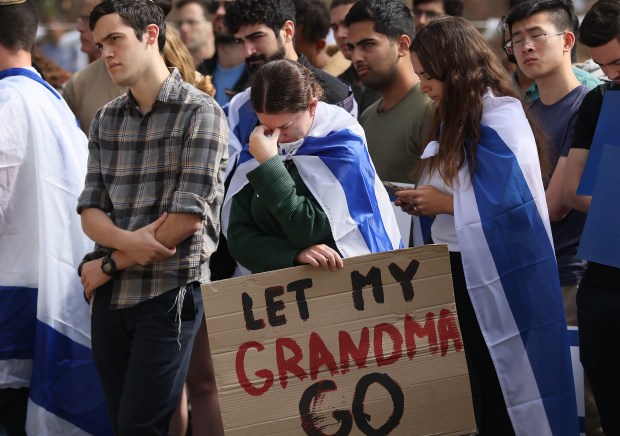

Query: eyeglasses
left=504, top=31, right=566, bottom=55
left=412, top=8, right=441, bottom=20
left=206, top=0, right=229, bottom=14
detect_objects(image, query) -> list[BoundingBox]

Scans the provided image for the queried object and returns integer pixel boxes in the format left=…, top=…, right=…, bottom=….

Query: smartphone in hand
left=383, top=181, right=417, bottom=201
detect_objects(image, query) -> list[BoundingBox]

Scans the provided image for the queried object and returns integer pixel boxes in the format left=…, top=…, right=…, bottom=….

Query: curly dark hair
left=224, top=0, right=295, bottom=36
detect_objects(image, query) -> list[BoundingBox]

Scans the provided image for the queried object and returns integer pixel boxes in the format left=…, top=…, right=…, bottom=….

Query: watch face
left=102, top=260, right=113, bottom=274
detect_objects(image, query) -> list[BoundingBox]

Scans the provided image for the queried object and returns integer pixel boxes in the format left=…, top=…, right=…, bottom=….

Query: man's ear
left=397, top=34, right=411, bottom=57
left=564, top=31, right=576, bottom=52
left=281, top=20, right=295, bottom=44
left=316, top=38, right=326, bottom=52
left=145, top=23, right=159, bottom=46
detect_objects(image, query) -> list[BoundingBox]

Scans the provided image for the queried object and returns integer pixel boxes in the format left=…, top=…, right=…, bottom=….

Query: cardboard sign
left=202, top=245, right=476, bottom=435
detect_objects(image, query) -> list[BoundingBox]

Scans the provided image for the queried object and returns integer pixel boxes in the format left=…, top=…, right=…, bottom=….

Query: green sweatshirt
left=227, top=156, right=339, bottom=273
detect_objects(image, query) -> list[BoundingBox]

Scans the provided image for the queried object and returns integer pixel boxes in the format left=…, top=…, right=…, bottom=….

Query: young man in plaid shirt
left=76, top=0, right=228, bottom=433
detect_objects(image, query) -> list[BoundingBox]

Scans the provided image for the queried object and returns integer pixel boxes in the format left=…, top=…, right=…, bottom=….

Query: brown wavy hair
left=163, top=28, right=215, bottom=97
left=410, top=16, right=549, bottom=187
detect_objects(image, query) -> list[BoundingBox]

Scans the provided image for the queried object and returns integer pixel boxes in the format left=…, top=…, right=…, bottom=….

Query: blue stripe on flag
left=0, top=286, right=37, bottom=360
left=301, top=129, right=393, bottom=252
left=471, top=125, right=578, bottom=435
left=29, top=320, right=112, bottom=435
left=567, top=327, right=579, bottom=348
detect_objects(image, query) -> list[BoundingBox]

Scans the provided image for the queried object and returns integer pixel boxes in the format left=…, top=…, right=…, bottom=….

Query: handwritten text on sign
left=202, top=246, right=476, bottom=435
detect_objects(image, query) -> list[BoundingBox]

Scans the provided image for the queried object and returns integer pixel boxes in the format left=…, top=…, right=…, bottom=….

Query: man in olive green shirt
left=346, top=0, right=432, bottom=184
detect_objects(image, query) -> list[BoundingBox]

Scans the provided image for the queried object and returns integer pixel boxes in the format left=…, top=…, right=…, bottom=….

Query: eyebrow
left=511, top=25, right=544, bottom=37
left=593, top=57, right=620, bottom=67
left=353, top=37, right=377, bottom=46
left=238, top=30, right=266, bottom=41
left=95, top=32, right=122, bottom=46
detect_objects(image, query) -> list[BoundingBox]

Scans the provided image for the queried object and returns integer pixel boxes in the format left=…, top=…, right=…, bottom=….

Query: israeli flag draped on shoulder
left=430, top=91, right=577, bottom=435
left=223, top=87, right=255, bottom=181
left=0, top=69, right=111, bottom=435
left=222, top=101, right=402, bottom=260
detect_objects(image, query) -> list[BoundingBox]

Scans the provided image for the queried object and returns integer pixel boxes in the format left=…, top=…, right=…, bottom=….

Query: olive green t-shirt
left=359, top=84, right=433, bottom=184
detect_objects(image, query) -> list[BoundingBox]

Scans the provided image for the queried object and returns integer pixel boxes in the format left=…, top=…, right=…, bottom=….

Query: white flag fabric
left=451, top=92, right=578, bottom=435
left=222, top=101, right=402, bottom=261
left=0, top=68, right=110, bottom=435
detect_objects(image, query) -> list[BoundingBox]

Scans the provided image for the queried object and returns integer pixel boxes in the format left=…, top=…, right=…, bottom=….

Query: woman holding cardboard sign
left=222, top=59, right=400, bottom=274
left=396, top=17, right=578, bottom=436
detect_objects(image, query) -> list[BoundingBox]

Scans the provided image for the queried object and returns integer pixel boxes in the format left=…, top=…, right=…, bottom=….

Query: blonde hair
left=164, top=27, right=215, bottom=97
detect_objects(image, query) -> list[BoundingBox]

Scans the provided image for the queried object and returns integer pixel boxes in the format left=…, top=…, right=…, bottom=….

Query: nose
left=520, top=37, right=535, bottom=52
left=242, top=41, right=256, bottom=58
left=101, top=45, right=113, bottom=59
left=335, top=26, right=347, bottom=43
left=603, top=65, right=620, bottom=82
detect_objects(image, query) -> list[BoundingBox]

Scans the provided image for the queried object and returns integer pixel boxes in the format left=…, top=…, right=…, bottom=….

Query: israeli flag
left=222, top=101, right=402, bottom=261
left=453, top=92, right=578, bottom=435
left=0, top=69, right=110, bottom=435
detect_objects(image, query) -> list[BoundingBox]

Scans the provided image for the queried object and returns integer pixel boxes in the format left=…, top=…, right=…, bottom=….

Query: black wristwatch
left=100, top=254, right=118, bottom=277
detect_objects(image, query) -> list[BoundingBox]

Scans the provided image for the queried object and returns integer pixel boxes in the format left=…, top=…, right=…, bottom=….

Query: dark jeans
left=0, top=388, right=28, bottom=435
left=91, top=281, right=203, bottom=436
left=577, top=280, right=620, bottom=436
left=450, top=252, right=515, bottom=436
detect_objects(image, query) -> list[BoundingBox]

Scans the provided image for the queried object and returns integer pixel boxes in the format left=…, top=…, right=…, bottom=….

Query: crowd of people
left=1, top=0, right=619, bottom=435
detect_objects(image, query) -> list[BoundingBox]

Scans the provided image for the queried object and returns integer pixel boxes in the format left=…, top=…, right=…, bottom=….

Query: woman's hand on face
left=395, top=185, right=454, bottom=217
left=249, top=125, right=280, bottom=164
left=296, top=244, right=344, bottom=271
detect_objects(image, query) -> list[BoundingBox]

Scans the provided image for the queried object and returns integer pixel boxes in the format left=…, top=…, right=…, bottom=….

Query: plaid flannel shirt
left=77, top=69, right=228, bottom=309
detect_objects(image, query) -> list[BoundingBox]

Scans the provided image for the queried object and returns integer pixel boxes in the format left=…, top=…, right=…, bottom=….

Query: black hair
left=506, top=0, right=574, bottom=34
left=344, top=0, right=414, bottom=41
left=579, top=0, right=620, bottom=48
left=154, top=0, right=172, bottom=17
left=330, top=0, right=357, bottom=9
left=294, top=0, right=330, bottom=43
left=224, top=0, right=295, bottom=36
left=90, top=0, right=167, bottom=52
left=0, top=1, right=38, bottom=53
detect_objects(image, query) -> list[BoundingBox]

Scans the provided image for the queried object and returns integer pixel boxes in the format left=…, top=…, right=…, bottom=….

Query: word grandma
left=235, top=308, right=463, bottom=397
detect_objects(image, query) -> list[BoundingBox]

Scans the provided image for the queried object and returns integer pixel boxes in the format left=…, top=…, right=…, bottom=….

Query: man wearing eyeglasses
left=507, top=1, right=602, bottom=435
left=412, top=0, right=463, bottom=30
left=174, top=0, right=215, bottom=66
left=564, top=1, right=620, bottom=434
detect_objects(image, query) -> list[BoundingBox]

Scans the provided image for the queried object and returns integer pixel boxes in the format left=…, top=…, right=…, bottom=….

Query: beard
left=245, top=38, right=287, bottom=74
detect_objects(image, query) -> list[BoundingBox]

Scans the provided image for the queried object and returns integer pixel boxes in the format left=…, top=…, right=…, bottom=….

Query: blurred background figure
left=174, top=0, right=215, bottom=66
left=76, top=0, right=102, bottom=64
left=293, top=0, right=331, bottom=70
left=37, top=16, right=87, bottom=72
left=195, top=0, right=246, bottom=106
left=412, top=0, right=464, bottom=29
